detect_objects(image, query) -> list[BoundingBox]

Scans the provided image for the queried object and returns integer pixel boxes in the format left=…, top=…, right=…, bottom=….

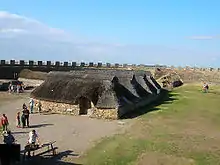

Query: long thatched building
left=31, top=69, right=163, bottom=119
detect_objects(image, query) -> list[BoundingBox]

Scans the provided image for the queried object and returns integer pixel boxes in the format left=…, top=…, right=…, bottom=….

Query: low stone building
left=31, top=69, right=163, bottom=119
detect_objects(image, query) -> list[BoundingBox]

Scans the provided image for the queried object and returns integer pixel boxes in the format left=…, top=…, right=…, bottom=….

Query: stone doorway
left=79, top=97, right=91, bottom=115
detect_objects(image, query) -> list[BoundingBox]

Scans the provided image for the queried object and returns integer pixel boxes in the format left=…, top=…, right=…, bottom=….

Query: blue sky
left=0, top=0, right=220, bottom=67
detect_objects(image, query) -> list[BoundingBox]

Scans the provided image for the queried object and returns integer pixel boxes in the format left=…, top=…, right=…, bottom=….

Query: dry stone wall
left=34, top=99, right=80, bottom=115
left=90, top=108, right=118, bottom=120
left=33, top=99, right=118, bottom=119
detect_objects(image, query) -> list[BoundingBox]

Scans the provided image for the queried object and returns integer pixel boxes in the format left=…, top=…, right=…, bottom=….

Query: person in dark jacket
left=21, top=113, right=26, bottom=128
left=22, top=103, right=27, bottom=110
left=3, top=131, right=15, bottom=145
left=22, top=108, right=30, bottom=128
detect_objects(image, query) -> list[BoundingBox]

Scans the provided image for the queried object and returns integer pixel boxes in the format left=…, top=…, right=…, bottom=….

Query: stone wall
left=34, top=99, right=80, bottom=115
left=33, top=99, right=118, bottom=119
left=33, top=90, right=166, bottom=120
left=90, top=108, right=118, bottom=120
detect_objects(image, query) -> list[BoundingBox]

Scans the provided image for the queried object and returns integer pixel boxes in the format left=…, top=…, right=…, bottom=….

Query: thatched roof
left=48, top=69, right=151, bottom=80
left=31, top=77, right=105, bottom=105
left=143, top=75, right=158, bottom=94
left=150, top=76, right=161, bottom=89
left=31, top=69, right=159, bottom=109
left=95, top=80, right=118, bottom=108
left=131, top=75, right=151, bottom=98
left=135, top=75, right=152, bottom=94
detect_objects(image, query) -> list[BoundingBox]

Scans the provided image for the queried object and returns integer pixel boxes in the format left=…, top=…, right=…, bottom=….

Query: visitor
left=1, top=114, right=9, bottom=133
left=206, top=83, right=209, bottom=92
left=22, top=103, right=27, bottom=110
left=203, top=82, right=209, bottom=93
left=28, top=130, right=40, bottom=145
left=9, top=83, right=14, bottom=93
left=25, top=130, right=40, bottom=157
left=16, top=112, right=21, bottom=128
left=3, top=131, right=15, bottom=145
left=8, top=83, right=12, bottom=93
left=21, top=112, right=26, bottom=128
left=37, top=101, right=42, bottom=113
left=21, top=83, right=24, bottom=93
left=29, top=98, right=34, bottom=114
left=22, top=107, right=30, bottom=128
left=16, top=84, right=20, bottom=93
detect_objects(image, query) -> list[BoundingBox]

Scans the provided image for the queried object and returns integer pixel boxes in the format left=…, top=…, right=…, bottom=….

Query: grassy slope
left=78, top=84, right=220, bottom=165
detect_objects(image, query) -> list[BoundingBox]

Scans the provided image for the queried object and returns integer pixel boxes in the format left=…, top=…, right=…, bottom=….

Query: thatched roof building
left=31, top=69, right=162, bottom=119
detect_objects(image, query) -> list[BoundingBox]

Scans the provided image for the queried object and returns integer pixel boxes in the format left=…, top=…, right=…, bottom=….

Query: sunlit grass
left=79, top=84, right=220, bottom=165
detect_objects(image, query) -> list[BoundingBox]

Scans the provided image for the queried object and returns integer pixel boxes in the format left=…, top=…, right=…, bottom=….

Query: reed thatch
left=150, top=76, right=161, bottom=89
left=143, top=75, right=158, bottom=94
left=31, top=77, right=105, bottom=105
left=31, top=69, right=159, bottom=111
left=48, top=69, right=152, bottom=80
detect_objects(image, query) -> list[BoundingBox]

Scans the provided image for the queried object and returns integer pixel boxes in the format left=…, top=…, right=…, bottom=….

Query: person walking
left=1, top=114, right=9, bottom=133
left=29, top=98, right=34, bottom=114
left=16, top=112, right=21, bottom=128
left=22, top=108, right=30, bottom=128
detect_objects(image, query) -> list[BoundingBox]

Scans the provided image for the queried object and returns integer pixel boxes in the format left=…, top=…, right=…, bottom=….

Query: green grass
left=78, top=84, right=220, bottom=165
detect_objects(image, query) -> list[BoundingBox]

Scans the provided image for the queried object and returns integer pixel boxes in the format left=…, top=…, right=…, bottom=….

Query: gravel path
left=0, top=94, right=132, bottom=164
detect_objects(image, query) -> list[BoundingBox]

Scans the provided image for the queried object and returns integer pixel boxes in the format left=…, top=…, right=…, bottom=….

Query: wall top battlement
left=0, top=59, right=166, bottom=68
left=1, top=60, right=220, bottom=72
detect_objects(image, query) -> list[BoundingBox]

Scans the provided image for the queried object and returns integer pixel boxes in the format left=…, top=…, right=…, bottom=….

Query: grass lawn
left=78, top=84, right=220, bottom=165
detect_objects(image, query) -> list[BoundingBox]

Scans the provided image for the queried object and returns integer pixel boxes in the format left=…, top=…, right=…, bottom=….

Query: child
left=16, top=112, right=21, bottom=128
left=1, top=114, right=9, bottom=133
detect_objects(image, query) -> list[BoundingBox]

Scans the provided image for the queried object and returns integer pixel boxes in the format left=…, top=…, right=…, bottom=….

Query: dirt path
left=0, top=93, right=132, bottom=164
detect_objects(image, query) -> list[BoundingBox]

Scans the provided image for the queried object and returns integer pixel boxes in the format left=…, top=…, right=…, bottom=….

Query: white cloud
left=0, top=28, right=26, bottom=33
left=0, top=11, right=22, bottom=19
left=0, top=11, right=71, bottom=39
left=189, top=35, right=220, bottom=40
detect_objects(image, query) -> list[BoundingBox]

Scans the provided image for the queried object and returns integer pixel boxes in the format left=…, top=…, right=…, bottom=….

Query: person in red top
left=1, top=114, right=9, bottom=133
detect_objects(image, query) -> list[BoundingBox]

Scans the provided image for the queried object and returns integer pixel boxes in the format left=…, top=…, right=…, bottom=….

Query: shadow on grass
left=121, top=89, right=178, bottom=119
left=21, top=150, right=82, bottom=165
left=208, top=91, right=220, bottom=95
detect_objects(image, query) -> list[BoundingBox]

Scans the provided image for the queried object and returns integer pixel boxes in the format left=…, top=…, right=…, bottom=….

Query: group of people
left=1, top=102, right=32, bottom=133
left=1, top=103, right=31, bottom=134
left=16, top=98, right=42, bottom=128
left=2, top=129, right=40, bottom=157
left=8, top=83, right=24, bottom=93
left=1, top=99, right=41, bottom=158
left=1, top=98, right=42, bottom=133
left=16, top=103, right=30, bottom=128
